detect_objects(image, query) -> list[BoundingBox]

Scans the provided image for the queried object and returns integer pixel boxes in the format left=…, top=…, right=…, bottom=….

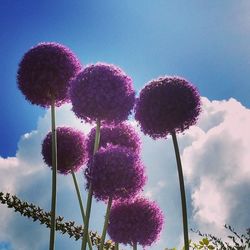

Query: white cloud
left=0, top=98, right=250, bottom=249
left=182, top=97, right=250, bottom=238
left=0, top=104, right=94, bottom=250
left=144, top=180, right=167, bottom=199
left=137, top=97, right=250, bottom=248
left=192, top=177, right=229, bottom=226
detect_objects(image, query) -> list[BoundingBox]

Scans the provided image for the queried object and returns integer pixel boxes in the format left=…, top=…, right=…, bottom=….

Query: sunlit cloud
left=0, top=97, right=250, bottom=249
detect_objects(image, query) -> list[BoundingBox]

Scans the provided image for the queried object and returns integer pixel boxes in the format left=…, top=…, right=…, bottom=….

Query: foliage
left=190, top=225, right=250, bottom=250
left=0, top=192, right=116, bottom=250
left=165, top=225, right=250, bottom=250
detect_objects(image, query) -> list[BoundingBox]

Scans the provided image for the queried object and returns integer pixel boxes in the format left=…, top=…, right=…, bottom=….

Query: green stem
left=93, top=119, right=101, bottom=154
left=71, top=171, right=92, bottom=250
left=100, top=197, right=113, bottom=250
left=133, top=242, right=137, bottom=250
left=171, top=132, right=189, bottom=250
left=81, top=119, right=101, bottom=250
left=49, top=100, right=57, bottom=250
left=114, top=242, right=119, bottom=250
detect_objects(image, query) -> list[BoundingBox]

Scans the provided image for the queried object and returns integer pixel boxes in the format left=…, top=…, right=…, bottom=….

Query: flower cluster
left=85, top=145, right=146, bottom=201
left=17, top=42, right=81, bottom=107
left=14, top=41, right=206, bottom=249
left=70, top=63, right=135, bottom=124
left=86, top=122, right=141, bottom=158
left=135, top=76, right=201, bottom=138
left=108, top=197, right=164, bottom=246
left=42, top=127, right=87, bottom=174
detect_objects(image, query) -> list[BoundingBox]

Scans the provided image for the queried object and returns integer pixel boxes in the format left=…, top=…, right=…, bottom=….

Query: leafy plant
left=191, top=225, right=250, bottom=250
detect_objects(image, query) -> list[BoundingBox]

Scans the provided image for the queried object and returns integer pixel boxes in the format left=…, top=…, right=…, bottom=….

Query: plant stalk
left=49, top=100, right=57, bottom=250
left=100, top=197, right=113, bottom=250
left=82, top=119, right=101, bottom=250
left=71, top=171, right=92, bottom=250
left=171, top=131, right=189, bottom=250
left=133, top=242, right=137, bottom=250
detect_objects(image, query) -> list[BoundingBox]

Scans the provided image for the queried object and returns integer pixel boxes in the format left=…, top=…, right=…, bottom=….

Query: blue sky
left=1, top=1, right=250, bottom=250
left=1, top=0, right=250, bottom=157
left=0, top=242, right=12, bottom=250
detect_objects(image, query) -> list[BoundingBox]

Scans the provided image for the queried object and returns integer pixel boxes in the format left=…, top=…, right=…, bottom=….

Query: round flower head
left=42, top=127, right=87, bottom=174
left=108, top=197, right=164, bottom=247
left=85, top=145, right=146, bottom=201
left=17, top=42, right=82, bottom=107
left=86, top=122, right=141, bottom=158
left=135, top=76, right=201, bottom=139
left=70, top=63, right=135, bottom=124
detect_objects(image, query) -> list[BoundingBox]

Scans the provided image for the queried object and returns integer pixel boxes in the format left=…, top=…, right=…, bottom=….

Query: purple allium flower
left=42, top=127, right=87, bottom=174
left=85, top=145, right=146, bottom=201
left=70, top=63, right=135, bottom=124
left=86, top=122, right=141, bottom=158
left=108, top=197, right=164, bottom=247
left=135, top=76, right=201, bottom=139
left=17, top=42, right=82, bottom=107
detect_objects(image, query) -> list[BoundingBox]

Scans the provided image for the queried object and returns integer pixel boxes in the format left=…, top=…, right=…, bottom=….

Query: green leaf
left=202, top=238, right=209, bottom=245
left=199, top=240, right=204, bottom=245
left=208, top=245, right=215, bottom=249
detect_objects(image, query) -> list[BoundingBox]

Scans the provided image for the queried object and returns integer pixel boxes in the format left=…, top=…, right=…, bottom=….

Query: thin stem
left=100, top=197, right=113, bottom=250
left=133, top=242, right=137, bottom=250
left=171, top=131, right=189, bottom=250
left=93, top=119, right=101, bottom=154
left=82, top=119, right=101, bottom=250
left=71, top=171, right=92, bottom=250
left=81, top=184, right=93, bottom=250
left=49, top=100, right=57, bottom=250
left=114, top=242, right=119, bottom=250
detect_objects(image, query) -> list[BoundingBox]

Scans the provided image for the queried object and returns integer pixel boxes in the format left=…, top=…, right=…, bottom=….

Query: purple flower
left=42, top=127, right=87, bottom=174
left=70, top=63, right=135, bottom=124
left=108, top=197, right=164, bottom=247
left=85, top=145, right=146, bottom=201
left=17, top=42, right=82, bottom=107
left=135, top=76, right=201, bottom=139
left=86, top=122, right=141, bottom=158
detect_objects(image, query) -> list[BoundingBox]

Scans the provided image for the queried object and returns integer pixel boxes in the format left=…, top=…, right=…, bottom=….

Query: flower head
left=86, top=122, right=141, bottom=158
left=108, top=197, right=164, bottom=247
left=135, top=76, right=201, bottom=139
left=42, top=127, right=87, bottom=174
left=85, top=145, right=146, bottom=201
left=70, top=63, right=135, bottom=124
left=17, top=42, right=82, bottom=107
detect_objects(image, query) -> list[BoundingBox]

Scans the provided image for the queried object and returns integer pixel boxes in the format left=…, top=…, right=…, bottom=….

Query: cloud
left=182, top=97, right=250, bottom=237
left=0, top=98, right=250, bottom=249
left=0, top=104, right=93, bottom=250
left=136, top=97, right=250, bottom=248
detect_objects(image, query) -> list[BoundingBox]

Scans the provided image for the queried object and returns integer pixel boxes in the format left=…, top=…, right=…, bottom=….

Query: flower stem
left=49, top=100, right=57, bottom=250
left=171, top=132, right=189, bottom=250
left=82, top=119, right=101, bottom=250
left=100, top=197, right=113, bottom=250
left=133, top=242, right=137, bottom=250
left=114, top=242, right=119, bottom=250
left=71, top=171, right=92, bottom=250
